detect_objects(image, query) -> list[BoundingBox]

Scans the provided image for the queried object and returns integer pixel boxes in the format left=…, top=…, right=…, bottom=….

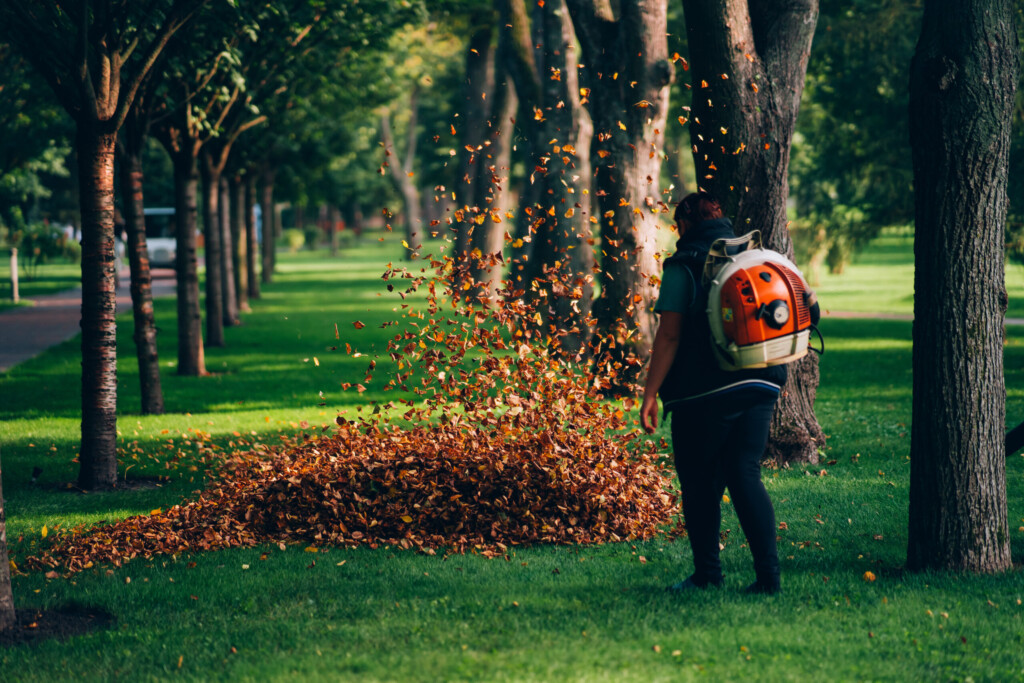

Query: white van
left=143, top=207, right=177, bottom=268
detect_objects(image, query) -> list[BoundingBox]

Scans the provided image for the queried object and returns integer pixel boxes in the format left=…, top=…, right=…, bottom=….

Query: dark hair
left=674, top=192, right=723, bottom=227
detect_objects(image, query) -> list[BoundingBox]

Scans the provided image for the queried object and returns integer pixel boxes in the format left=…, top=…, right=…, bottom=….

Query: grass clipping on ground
left=27, top=254, right=679, bottom=573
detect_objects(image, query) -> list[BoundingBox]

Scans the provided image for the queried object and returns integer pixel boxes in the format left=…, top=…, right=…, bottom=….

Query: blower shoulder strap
left=702, top=230, right=762, bottom=285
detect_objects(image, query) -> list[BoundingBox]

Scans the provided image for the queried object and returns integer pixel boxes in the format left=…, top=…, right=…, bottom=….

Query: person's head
left=674, top=192, right=723, bottom=233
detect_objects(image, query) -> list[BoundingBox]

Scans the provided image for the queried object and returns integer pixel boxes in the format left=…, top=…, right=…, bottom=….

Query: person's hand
left=640, top=394, right=659, bottom=433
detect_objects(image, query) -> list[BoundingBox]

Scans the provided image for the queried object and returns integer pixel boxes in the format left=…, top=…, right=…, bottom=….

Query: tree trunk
left=329, top=205, right=341, bottom=257
left=199, top=155, right=225, bottom=347
left=219, top=175, right=239, bottom=326
left=76, top=127, right=120, bottom=490
left=171, top=152, right=206, bottom=376
left=261, top=166, right=275, bottom=284
left=117, top=144, right=164, bottom=415
left=231, top=174, right=250, bottom=313
left=381, top=101, right=422, bottom=259
left=468, top=76, right=518, bottom=302
left=565, top=0, right=674, bottom=380
left=0, top=451, right=16, bottom=631
left=525, top=0, right=594, bottom=354
left=454, top=24, right=496, bottom=263
left=906, top=0, right=1017, bottom=573
left=682, top=0, right=824, bottom=463
left=246, top=174, right=260, bottom=299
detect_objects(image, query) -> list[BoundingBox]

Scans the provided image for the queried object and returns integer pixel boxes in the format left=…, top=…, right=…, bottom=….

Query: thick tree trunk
left=77, top=127, right=120, bottom=490
left=118, top=146, right=164, bottom=415
left=246, top=175, right=260, bottom=299
left=199, top=155, right=225, bottom=347
left=525, top=0, right=594, bottom=354
left=468, top=77, right=518, bottom=302
left=906, top=0, right=1017, bottom=573
left=261, top=166, right=275, bottom=284
left=231, top=174, right=250, bottom=313
left=171, top=153, right=206, bottom=376
left=454, top=25, right=496, bottom=263
left=0, top=452, right=16, bottom=631
left=682, top=0, right=824, bottom=463
left=565, top=0, right=674, bottom=380
left=219, top=175, right=239, bottom=326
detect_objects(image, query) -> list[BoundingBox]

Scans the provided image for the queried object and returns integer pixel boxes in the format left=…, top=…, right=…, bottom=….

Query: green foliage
left=790, top=0, right=922, bottom=270
left=281, top=227, right=305, bottom=252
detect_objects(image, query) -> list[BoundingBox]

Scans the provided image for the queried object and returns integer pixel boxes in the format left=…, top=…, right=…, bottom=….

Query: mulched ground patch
left=0, top=604, right=114, bottom=648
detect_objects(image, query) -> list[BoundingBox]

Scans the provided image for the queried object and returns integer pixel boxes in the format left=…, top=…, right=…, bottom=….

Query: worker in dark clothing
left=640, top=192, right=784, bottom=594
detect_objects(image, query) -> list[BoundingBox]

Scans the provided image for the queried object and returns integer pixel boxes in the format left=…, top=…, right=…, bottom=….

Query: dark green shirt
left=654, top=261, right=696, bottom=315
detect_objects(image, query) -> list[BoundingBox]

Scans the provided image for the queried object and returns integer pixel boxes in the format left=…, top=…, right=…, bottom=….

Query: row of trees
left=0, top=0, right=420, bottom=491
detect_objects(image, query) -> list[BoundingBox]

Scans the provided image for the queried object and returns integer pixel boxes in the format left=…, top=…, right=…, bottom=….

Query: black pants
left=671, top=390, right=780, bottom=586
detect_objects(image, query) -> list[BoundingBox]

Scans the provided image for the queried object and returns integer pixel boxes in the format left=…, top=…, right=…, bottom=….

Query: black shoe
left=744, top=580, right=780, bottom=595
left=667, top=575, right=723, bottom=592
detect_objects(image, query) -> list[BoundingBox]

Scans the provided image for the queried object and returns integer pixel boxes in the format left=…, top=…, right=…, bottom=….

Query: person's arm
left=640, top=311, right=683, bottom=433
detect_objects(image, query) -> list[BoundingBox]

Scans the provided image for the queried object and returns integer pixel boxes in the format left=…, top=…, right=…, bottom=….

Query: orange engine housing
left=718, top=262, right=811, bottom=347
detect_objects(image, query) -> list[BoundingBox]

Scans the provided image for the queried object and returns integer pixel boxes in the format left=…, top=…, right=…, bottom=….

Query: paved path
left=0, top=269, right=177, bottom=373
left=1, top=280, right=1022, bottom=373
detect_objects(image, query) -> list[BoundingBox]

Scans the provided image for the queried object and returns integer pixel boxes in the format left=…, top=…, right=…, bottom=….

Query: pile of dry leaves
left=28, top=415, right=676, bottom=573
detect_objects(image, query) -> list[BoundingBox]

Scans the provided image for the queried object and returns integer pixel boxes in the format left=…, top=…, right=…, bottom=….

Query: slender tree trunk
left=261, top=166, right=275, bottom=284
left=76, top=127, right=120, bottom=490
left=246, top=174, right=260, bottom=299
left=0, top=451, right=16, bottom=631
left=565, top=0, right=674, bottom=380
left=381, top=102, right=423, bottom=259
left=682, top=0, right=823, bottom=463
left=231, top=174, right=250, bottom=313
left=199, top=154, right=225, bottom=347
left=351, top=205, right=364, bottom=238
left=219, top=175, right=239, bottom=326
left=906, top=0, right=1017, bottom=573
left=118, top=144, right=164, bottom=414
left=171, top=153, right=206, bottom=376
left=329, top=205, right=341, bottom=257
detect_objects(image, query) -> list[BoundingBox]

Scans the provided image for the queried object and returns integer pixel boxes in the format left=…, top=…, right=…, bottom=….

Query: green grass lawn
left=811, top=229, right=1024, bottom=319
left=1, top=233, right=1024, bottom=681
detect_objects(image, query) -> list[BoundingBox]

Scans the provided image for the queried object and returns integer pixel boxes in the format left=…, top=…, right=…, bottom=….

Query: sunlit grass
left=2, top=232, right=1024, bottom=681
left=812, top=229, right=1024, bottom=319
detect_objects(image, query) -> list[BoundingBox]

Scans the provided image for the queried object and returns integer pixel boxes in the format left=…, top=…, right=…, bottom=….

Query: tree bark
left=0, top=451, right=16, bottom=631
left=565, top=0, right=674, bottom=380
left=468, top=76, right=518, bottom=302
left=199, top=154, right=225, bottom=347
left=261, top=166, right=276, bottom=284
left=117, top=142, right=164, bottom=415
left=682, top=0, right=824, bottom=463
left=219, top=175, right=239, bottom=326
left=525, top=0, right=594, bottom=355
left=381, top=97, right=423, bottom=259
left=246, top=174, right=261, bottom=299
left=454, top=24, right=496, bottom=263
left=329, top=205, right=341, bottom=257
left=171, top=152, right=206, bottom=376
left=906, top=0, right=1017, bottom=573
left=231, top=174, right=250, bottom=313
left=77, top=126, right=120, bottom=490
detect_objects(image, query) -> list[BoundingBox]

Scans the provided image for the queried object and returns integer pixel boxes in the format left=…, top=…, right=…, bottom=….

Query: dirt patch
left=0, top=604, right=114, bottom=648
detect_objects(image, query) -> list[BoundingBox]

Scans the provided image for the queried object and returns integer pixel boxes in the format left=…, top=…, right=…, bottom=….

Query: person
left=640, top=192, right=785, bottom=595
